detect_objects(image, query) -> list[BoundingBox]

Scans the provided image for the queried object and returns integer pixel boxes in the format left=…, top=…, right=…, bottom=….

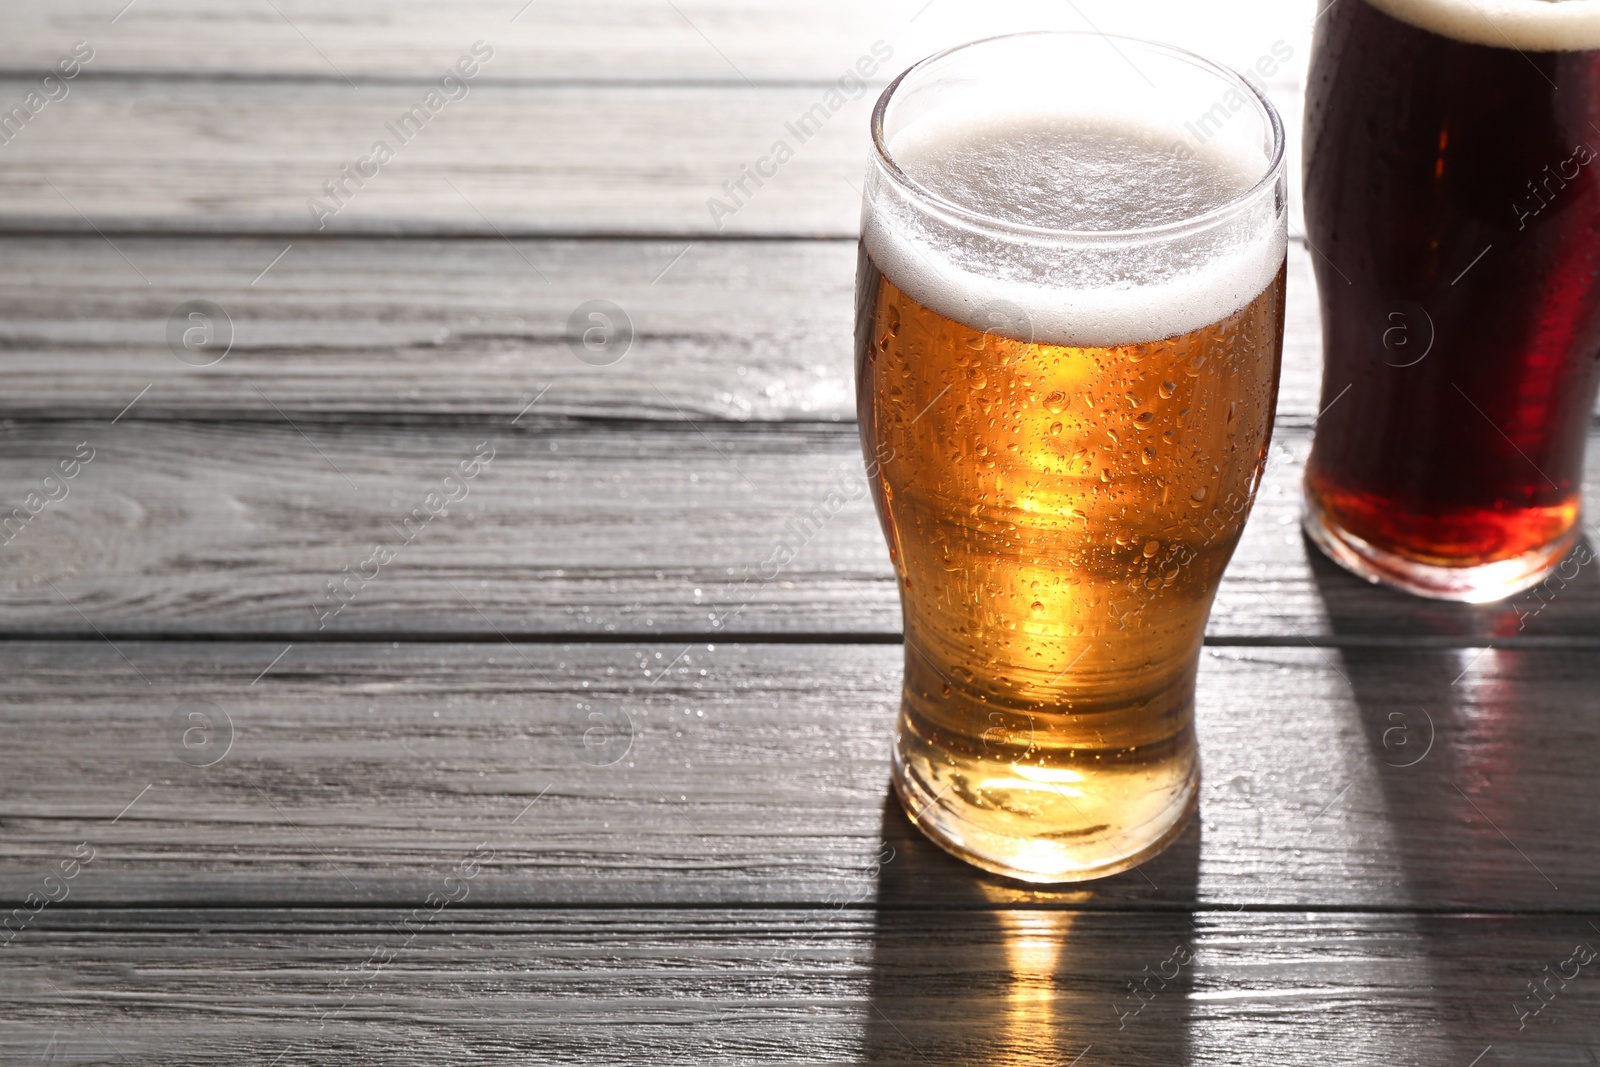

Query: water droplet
left=1143, top=540, right=1160, bottom=557
left=1134, top=411, right=1155, bottom=429
left=1159, top=380, right=1177, bottom=399
left=885, top=306, right=900, bottom=336
left=1043, top=391, right=1068, bottom=414
left=1031, top=601, right=1044, bottom=612
left=1049, top=421, right=1063, bottom=436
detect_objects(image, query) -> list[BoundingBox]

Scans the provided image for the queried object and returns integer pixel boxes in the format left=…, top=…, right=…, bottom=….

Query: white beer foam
left=1364, top=0, right=1600, bottom=51
left=863, top=108, right=1285, bottom=348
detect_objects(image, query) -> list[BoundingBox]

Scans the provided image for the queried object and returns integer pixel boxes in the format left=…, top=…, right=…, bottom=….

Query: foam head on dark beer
left=1364, top=0, right=1600, bottom=51
left=864, top=35, right=1286, bottom=348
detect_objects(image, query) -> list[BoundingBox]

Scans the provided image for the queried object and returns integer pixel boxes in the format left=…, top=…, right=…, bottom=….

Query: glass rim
left=869, top=31, right=1287, bottom=242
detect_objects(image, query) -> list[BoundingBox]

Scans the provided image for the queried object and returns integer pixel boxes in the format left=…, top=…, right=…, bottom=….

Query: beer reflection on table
left=863, top=792, right=1200, bottom=1065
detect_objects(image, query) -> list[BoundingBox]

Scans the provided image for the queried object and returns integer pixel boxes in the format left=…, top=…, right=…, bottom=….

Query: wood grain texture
left=2, top=418, right=1596, bottom=640
left=3, top=908, right=1597, bottom=1065
left=0, top=641, right=1595, bottom=909
left=4, top=0, right=1313, bottom=83
left=4, top=1, right=1593, bottom=1056
left=0, top=78, right=1303, bottom=237
left=0, top=237, right=1325, bottom=425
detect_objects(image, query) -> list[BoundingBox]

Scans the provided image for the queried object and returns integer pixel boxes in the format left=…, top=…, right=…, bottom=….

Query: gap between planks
left=2, top=632, right=1600, bottom=649
left=19, top=901, right=1600, bottom=917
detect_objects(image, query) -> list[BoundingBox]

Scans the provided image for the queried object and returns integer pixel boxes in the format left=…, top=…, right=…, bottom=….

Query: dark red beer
left=1302, top=0, right=1600, bottom=600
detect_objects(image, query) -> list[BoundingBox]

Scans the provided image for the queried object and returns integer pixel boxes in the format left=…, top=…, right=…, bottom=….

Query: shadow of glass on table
left=1304, top=533, right=1600, bottom=1057
left=863, top=793, right=1200, bottom=1066
left=1303, top=533, right=1600, bottom=907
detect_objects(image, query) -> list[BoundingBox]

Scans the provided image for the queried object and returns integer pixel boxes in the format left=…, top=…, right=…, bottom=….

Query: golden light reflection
left=977, top=765, right=1089, bottom=807
left=972, top=908, right=1113, bottom=1067
left=1010, top=765, right=1086, bottom=784
left=996, top=909, right=1078, bottom=1062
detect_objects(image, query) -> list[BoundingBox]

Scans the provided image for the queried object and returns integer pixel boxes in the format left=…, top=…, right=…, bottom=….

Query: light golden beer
left=856, top=33, right=1287, bottom=881
left=858, top=256, right=1284, bottom=879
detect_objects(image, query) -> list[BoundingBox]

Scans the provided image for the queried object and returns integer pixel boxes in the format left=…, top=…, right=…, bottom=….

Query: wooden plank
left=2, top=418, right=1596, bottom=640
left=0, top=237, right=1325, bottom=425
left=1, top=641, right=1596, bottom=909
left=2, top=908, right=1596, bottom=1064
left=4, top=0, right=1313, bottom=83
left=0, top=78, right=1303, bottom=237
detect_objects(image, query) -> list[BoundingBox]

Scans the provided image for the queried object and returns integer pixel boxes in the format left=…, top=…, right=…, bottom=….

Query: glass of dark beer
left=1302, top=0, right=1600, bottom=601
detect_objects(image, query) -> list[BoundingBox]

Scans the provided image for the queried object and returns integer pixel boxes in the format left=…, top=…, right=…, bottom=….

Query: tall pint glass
left=855, top=33, right=1287, bottom=882
left=1303, top=0, right=1600, bottom=601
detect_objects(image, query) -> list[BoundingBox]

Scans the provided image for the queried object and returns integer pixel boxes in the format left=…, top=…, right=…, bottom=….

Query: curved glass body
left=855, top=32, right=1287, bottom=882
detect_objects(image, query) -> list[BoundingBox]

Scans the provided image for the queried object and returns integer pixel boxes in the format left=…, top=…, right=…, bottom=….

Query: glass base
left=1302, top=492, right=1578, bottom=604
left=890, top=738, right=1199, bottom=884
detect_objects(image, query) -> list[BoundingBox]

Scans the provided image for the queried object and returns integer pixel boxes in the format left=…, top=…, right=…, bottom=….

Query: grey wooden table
left=2, top=1, right=1597, bottom=1063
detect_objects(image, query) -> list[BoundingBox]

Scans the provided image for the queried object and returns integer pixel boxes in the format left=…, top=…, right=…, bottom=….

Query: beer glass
left=1303, top=0, right=1600, bottom=601
left=855, top=33, right=1287, bottom=882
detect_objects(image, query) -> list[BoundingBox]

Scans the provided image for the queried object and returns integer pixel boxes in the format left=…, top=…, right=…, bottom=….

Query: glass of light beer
left=1303, top=0, right=1600, bottom=601
left=856, top=33, right=1287, bottom=881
